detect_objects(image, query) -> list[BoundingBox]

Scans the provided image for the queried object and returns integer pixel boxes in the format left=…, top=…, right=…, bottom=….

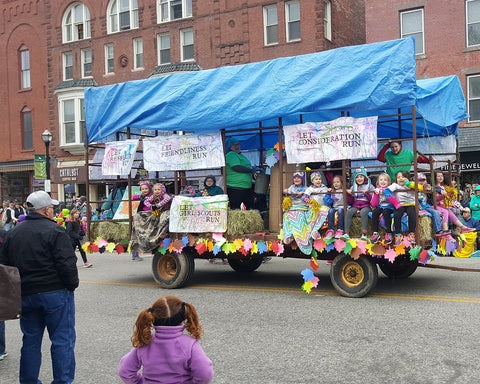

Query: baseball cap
left=26, top=191, right=59, bottom=210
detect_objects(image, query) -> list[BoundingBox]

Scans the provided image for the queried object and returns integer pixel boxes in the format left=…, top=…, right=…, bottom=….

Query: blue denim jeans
left=0, top=321, right=5, bottom=354
left=327, top=208, right=344, bottom=230
left=425, top=207, right=442, bottom=233
left=20, top=289, right=76, bottom=384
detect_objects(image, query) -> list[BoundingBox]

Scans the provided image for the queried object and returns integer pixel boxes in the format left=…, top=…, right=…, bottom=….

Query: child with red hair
left=119, top=296, right=213, bottom=384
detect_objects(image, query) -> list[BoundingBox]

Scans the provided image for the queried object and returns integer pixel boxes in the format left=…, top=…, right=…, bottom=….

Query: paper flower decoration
left=384, top=248, right=398, bottom=263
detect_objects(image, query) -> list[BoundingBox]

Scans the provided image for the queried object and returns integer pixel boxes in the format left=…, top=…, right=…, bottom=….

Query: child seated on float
left=324, top=176, right=353, bottom=239
left=283, top=172, right=307, bottom=208
left=342, top=168, right=374, bottom=241
left=302, top=171, right=328, bottom=207
left=131, top=182, right=153, bottom=261
left=416, top=173, right=444, bottom=236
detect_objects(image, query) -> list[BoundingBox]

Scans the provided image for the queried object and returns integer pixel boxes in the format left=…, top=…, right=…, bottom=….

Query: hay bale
left=226, top=209, right=264, bottom=235
left=418, top=215, right=434, bottom=242
left=90, top=222, right=129, bottom=243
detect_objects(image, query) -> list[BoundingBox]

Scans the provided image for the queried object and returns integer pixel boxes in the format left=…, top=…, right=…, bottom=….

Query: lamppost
left=41, top=129, right=53, bottom=194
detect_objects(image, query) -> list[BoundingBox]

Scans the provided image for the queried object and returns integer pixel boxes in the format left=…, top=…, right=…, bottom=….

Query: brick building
left=366, top=0, right=480, bottom=185
left=0, top=0, right=365, bottom=204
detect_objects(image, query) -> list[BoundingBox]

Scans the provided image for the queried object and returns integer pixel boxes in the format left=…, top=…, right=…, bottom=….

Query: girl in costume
left=130, top=182, right=153, bottom=261
left=119, top=296, right=213, bottom=384
left=324, top=175, right=353, bottom=240
left=66, top=208, right=92, bottom=268
left=342, top=168, right=374, bottom=241
left=370, top=172, right=400, bottom=244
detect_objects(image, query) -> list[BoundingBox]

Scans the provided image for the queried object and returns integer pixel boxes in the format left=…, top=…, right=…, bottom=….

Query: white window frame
left=62, top=2, right=91, bottom=43
left=467, top=0, right=480, bottom=47
left=107, top=0, right=139, bottom=34
left=57, top=90, right=86, bottom=147
left=133, top=38, right=143, bottom=69
left=400, top=8, right=425, bottom=55
left=181, top=28, right=194, bottom=62
left=105, top=44, right=114, bottom=74
left=263, top=5, right=278, bottom=46
left=63, top=52, right=73, bottom=81
left=324, top=1, right=332, bottom=41
left=20, top=47, right=31, bottom=89
left=157, top=33, right=171, bottom=65
left=81, top=48, right=92, bottom=78
left=467, top=74, right=480, bottom=122
left=21, top=107, right=33, bottom=150
left=285, top=1, right=301, bottom=42
left=157, top=0, right=192, bottom=23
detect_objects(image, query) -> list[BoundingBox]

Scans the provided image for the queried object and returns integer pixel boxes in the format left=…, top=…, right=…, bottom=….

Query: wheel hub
left=340, top=261, right=364, bottom=287
left=157, top=254, right=177, bottom=280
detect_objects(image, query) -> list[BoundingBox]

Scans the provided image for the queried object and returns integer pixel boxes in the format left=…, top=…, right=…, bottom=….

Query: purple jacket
left=119, top=325, right=213, bottom=384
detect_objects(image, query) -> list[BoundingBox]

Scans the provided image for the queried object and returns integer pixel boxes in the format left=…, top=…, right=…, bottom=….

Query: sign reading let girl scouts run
left=283, top=116, right=378, bottom=163
left=143, top=132, right=225, bottom=171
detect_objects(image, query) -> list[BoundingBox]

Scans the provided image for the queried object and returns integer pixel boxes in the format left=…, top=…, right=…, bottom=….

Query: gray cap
left=26, top=191, right=59, bottom=210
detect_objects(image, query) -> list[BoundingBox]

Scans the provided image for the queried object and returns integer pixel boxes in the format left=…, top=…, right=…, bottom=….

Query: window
left=81, top=49, right=92, bottom=77
left=57, top=91, right=86, bottom=146
left=468, top=75, right=480, bottom=122
left=105, top=44, right=114, bottom=74
left=63, top=52, right=73, bottom=80
left=324, top=1, right=332, bottom=41
left=400, top=9, right=424, bottom=55
left=181, top=28, right=194, bottom=61
left=157, top=33, right=171, bottom=64
left=19, top=47, right=31, bottom=89
left=158, top=0, right=192, bottom=23
left=286, top=1, right=301, bottom=42
left=263, top=5, right=278, bottom=45
left=467, top=0, right=480, bottom=47
left=62, top=2, right=91, bottom=43
left=21, top=107, right=33, bottom=150
left=133, top=38, right=143, bottom=69
left=107, top=0, right=139, bottom=33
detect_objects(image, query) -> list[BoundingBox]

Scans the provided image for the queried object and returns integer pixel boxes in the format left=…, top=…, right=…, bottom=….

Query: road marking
left=80, top=280, right=480, bottom=303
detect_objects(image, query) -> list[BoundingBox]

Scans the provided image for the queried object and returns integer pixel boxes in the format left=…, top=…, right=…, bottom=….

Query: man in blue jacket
left=0, top=191, right=79, bottom=384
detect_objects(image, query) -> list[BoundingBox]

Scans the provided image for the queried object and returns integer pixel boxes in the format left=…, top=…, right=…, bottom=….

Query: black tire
left=151, top=250, right=195, bottom=288
left=227, top=256, right=263, bottom=272
left=330, top=253, right=378, bottom=298
left=379, top=256, right=418, bottom=279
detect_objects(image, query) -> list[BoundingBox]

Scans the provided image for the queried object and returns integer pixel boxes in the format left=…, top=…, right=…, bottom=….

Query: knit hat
left=227, top=137, right=239, bottom=150
left=293, top=172, right=305, bottom=184
left=351, top=167, right=371, bottom=191
left=139, top=182, right=153, bottom=195
left=310, top=171, right=323, bottom=183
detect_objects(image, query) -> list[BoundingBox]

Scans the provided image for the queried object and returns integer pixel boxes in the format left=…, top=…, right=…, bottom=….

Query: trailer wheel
left=379, top=258, right=418, bottom=279
left=228, top=256, right=263, bottom=272
left=330, top=253, right=378, bottom=298
left=152, top=250, right=195, bottom=288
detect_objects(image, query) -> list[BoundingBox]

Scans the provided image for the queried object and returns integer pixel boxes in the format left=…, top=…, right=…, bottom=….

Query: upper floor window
left=468, top=74, right=480, bottom=122
left=157, top=33, right=171, bottom=64
left=133, top=38, right=143, bottom=69
left=400, top=8, right=424, bottom=55
left=21, top=107, right=33, bottom=150
left=107, top=0, right=139, bottom=34
left=467, top=0, right=480, bottom=47
left=105, top=44, right=114, bottom=74
left=286, top=1, right=301, bottom=42
left=324, top=1, right=332, bottom=41
left=62, top=2, right=91, bottom=43
left=19, top=46, right=31, bottom=89
left=158, top=0, right=192, bottom=23
left=181, top=28, right=194, bottom=61
left=57, top=91, right=86, bottom=147
left=81, top=49, right=92, bottom=77
left=263, top=5, right=278, bottom=45
left=63, top=52, right=73, bottom=80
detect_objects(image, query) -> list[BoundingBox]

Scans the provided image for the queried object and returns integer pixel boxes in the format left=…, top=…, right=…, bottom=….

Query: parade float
left=83, top=37, right=471, bottom=297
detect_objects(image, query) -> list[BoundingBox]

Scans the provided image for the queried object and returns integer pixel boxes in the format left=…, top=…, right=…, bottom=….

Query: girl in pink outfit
left=144, top=183, right=172, bottom=211
left=119, top=296, right=213, bottom=384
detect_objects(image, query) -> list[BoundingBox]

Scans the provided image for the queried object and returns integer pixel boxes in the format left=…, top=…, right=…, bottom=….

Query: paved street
left=1, top=252, right=480, bottom=383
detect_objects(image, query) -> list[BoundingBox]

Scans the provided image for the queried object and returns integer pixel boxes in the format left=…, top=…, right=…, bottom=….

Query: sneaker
left=334, top=229, right=344, bottom=239
left=208, top=259, right=215, bottom=263
left=384, top=233, right=392, bottom=244
left=312, top=231, right=321, bottom=240
left=370, top=232, right=380, bottom=243
left=131, top=257, right=143, bottom=262
left=222, top=259, right=228, bottom=264
left=340, top=233, right=351, bottom=241
left=83, top=262, right=93, bottom=268
left=360, top=233, right=368, bottom=241
left=395, top=234, right=403, bottom=246
left=0, top=351, right=8, bottom=360
left=407, top=232, right=416, bottom=244
left=461, top=227, right=476, bottom=233
left=436, top=230, right=451, bottom=236
left=324, top=229, right=334, bottom=240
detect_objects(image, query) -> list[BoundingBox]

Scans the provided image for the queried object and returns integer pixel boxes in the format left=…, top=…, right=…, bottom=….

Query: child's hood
left=352, top=167, right=372, bottom=191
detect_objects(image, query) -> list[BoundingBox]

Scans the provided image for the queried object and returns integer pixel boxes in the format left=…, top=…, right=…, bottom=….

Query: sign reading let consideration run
left=283, top=116, right=378, bottom=163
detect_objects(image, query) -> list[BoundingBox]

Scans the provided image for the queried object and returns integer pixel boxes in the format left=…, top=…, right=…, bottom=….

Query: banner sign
left=284, top=116, right=378, bottom=163
left=169, top=195, right=229, bottom=233
left=102, top=139, right=139, bottom=175
left=143, top=132, right=225, bottom=171
left=34, top=154, right=46, bottom=180
left=113, top=186, right=141, bottom=220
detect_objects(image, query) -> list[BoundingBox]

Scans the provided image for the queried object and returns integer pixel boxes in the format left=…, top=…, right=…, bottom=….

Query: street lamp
left=41, top=129, right=53, bottom=193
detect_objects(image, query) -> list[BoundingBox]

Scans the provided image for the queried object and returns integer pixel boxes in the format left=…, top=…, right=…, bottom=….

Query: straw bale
left=90, top=222, right=129, bottom=243
left=226, top=209, right=264, bottom=235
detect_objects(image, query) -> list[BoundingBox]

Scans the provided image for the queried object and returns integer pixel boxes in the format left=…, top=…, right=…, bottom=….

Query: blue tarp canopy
left=84, top=37, right=467, bottom=146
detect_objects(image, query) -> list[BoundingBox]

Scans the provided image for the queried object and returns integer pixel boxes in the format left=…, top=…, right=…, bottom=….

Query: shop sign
left=52, top=166, right=88, bottom=183
left=439, top=162, right=480, bottom=172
